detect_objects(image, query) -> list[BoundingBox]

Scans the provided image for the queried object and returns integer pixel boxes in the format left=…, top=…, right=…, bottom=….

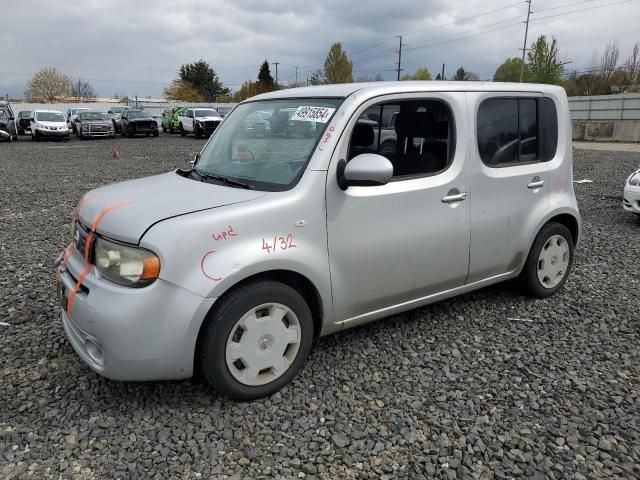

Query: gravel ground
left=1, top=134, right=639, bottom=479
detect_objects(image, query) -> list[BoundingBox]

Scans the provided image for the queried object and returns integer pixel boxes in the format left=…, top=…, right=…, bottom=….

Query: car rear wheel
left=180, top=123, right=186, bottom=136
left=519, top=222, right=574, bottom=298
left=198, top=281, right=314, bottom=400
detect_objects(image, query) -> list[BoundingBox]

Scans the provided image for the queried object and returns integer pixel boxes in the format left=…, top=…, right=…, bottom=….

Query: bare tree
left=70, top=78, right=96, bottom=101
left=24, top=67, right=72, bottom=102
left=599, top=39, right=620, bottom=81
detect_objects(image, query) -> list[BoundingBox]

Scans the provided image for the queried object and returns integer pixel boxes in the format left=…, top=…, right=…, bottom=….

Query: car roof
left=250, top=81, right=564, bottom=101
left=34, top=110, right=64, bottom=113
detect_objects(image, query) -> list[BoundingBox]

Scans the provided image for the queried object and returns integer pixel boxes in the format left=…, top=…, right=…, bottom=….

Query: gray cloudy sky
left=2, top=0, right=640, bottom=98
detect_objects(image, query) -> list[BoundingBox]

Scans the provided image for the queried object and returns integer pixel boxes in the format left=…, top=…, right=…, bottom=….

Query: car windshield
left=36, top=112, right=65, bottom=122
left=112, top=107, right=127, bottom=113
left=195, top=98, right=342, bottom=191
left=80, top=112, right=108, bottom=121
left=217, top=107, right=232, bottom=115
left=127, top=110, right=149, bottom=119
left=194, top=109, right=218, bottom=117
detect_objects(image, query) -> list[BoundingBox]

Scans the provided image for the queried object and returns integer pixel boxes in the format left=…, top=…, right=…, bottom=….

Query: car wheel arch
left=193, top=269, right=324, bottom=374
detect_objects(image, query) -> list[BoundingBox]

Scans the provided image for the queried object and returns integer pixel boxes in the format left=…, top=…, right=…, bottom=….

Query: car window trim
left=344, top=93, right=458, bottom=182
left=476, top=95, right=552, bottom=169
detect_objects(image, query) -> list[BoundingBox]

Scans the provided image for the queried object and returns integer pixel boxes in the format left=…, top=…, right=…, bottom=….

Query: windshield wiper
left=190, top=168, right=253, bottom=189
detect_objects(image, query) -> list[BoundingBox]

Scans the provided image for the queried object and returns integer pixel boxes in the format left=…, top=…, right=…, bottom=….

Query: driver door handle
left=441, top=192, right=468, bottom=204
left=527, top=180, right=545, bottom=189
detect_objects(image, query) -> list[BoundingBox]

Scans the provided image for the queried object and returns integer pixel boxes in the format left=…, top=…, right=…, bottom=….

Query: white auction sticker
left=290, top=106, right=336, bottom=123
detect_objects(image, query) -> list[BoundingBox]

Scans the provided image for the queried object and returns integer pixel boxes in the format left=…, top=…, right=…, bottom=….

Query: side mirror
left=191, top=153, right=200, bottom=166
left=107, top=111, right=113, bottom=115
left=337, top=153, right=393, bottom=190
left=9, top=116, right=14, bottom=121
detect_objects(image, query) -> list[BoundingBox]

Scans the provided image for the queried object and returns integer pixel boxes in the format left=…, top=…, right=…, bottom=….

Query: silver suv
left=56, top=82, right=580, bottom=400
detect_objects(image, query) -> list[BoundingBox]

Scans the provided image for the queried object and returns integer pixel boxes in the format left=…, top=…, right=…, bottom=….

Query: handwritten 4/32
left=262, top=234, right=297, bottom=253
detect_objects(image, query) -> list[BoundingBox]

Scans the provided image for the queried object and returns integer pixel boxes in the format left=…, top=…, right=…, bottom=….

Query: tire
left=198, top=280, right=314, bottom=400
left=153, top=129, right=159, bottom=138
left=195, top=127, right=202, bottom=139
left=18, top=129, right=24, bottom=136
left=162, top=124, right=167, bottom=132
left=518, top=222, right=574, bottom=298
left=72, top=123, right=77, bottom=134
left=33, top=131, right=40, bottom=142
left=180, top=124, right=186, bottom=136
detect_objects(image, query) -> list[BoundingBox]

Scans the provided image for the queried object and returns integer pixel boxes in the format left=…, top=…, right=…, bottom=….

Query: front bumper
left=125, top=124, right=157, bottom=135
left=57, top=246, right=216, bottom=381
left=79, top=129, right=114, bottom=138
left=623, top=185, right=640, bottom=214
left=36, top=128, right=69, bottom=138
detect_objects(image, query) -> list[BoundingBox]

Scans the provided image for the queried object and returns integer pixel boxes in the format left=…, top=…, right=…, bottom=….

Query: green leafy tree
left=323, top=42, right=353, bottom=84
left=493, top=58, right=528, bottom=82
left=401, top=67, right=432, bottom=81
left=24, top=67, right=72, bottom=102
left=452, top=67, right=479, bottom=81
left=179, top=59, right=230, bottom=101
left=526, top=35, right=567, bottom=85
left=257, top=60, right=274, bottom=93
left=233, top=80, right=258, bottom=102
left=164, top=80, right=204, bottom=102
left=414, top=67, right=432, bottom=80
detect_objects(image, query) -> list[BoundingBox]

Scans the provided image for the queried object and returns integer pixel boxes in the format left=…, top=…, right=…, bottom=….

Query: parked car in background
left=55, top=82, right=580, bottom=400
left=76, top=111, right=116, bottom=139
left=240, top=110, right=272, bottom=137
left=623, top=166, right=640, bottom=216
left=161, top=106, right=183, bottom=133
left=107, top=106, right=131, bottom=132
left=120, top=109, right=159, bottom=137
left=66, top=107, right=89, bottom=133
left=171, top=107, right=188, bottom=132
left=31, top=110, right=70, bottom=141
left=17, top=111, right=32, bottom=135
left=0, top=102, right=18, bottom=142
left=178, top=107, right=223, bottom=138
left=216, top=106, right=233, bottom=117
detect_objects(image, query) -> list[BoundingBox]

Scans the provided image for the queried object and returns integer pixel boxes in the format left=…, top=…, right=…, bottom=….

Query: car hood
left=77, top=171, right=267, bottom=244
left=82, top=120, right=110, bottom=124
left=128, top=117, right=154, bottom=122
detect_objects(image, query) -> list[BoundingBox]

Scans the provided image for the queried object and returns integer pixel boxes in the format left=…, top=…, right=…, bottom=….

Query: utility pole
left=272, top=62, right=280, bottom=86
left=519, top=0, right=532, bottom=82
left=396, top=35, right=403, bottom=81
left=441, top=63, right=445, bottom=80
left=295, top=66, right=298, bottom=87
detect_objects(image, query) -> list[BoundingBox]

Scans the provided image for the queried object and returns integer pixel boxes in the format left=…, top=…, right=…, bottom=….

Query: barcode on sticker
left=290, top=106, right=336, bottom=123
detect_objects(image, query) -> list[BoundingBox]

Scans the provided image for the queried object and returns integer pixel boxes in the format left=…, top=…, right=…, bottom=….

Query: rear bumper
left=623, top=186, right=640, bottom=214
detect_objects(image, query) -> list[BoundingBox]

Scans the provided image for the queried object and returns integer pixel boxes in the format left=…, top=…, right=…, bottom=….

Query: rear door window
left=477, top=97, right=558, bottom=167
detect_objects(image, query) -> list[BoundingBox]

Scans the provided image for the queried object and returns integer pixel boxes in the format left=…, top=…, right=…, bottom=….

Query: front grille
left=90, top=125, right=108, bottom=132
left=204, top=120, right=220, bottom=129
left=135, top=121, right=153, bottom=129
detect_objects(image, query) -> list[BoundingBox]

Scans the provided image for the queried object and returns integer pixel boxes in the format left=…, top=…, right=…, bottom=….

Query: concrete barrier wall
left=572, top=120, right=640, bottom=142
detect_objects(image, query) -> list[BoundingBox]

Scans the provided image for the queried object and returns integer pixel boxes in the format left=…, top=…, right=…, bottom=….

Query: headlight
left=37, top=123, right=48, bottom=130
left=93, top=237, right=160, bottom=287
left=629, top=173, right=640, bottom=186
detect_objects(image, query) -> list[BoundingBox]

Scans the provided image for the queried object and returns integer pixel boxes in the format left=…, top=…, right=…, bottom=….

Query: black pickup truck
left=0, top=102, right=18, bottom=142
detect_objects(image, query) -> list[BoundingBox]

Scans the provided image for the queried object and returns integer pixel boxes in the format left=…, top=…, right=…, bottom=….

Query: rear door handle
left=527, top=180, right=545, bottom=189
left=441, top=192, right=468, bottom=204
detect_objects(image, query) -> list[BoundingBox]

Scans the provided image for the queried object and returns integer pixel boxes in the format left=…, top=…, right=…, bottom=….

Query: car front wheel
left=198, top=281, right=314, bottom=400
left=519, top=222, right=574, bottom=298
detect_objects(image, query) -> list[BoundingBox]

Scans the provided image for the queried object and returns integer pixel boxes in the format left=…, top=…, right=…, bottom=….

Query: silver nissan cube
left=56, top=82, right=581, bottom=400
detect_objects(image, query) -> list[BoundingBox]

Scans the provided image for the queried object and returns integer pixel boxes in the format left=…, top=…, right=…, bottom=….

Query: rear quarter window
left=477, top=96, right=558, bottom=167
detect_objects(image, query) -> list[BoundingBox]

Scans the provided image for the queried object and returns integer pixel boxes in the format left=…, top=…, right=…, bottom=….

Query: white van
left=57, top=82, right=580, bottom=400
left=31, top=110, right=70, bottom=141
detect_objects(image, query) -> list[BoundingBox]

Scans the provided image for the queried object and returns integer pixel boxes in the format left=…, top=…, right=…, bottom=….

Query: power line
left=402, top=0, right=526, bottom=36
left=530, top=0, right=633, bottom=21
left=532, top=0, right=604, bottom=13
